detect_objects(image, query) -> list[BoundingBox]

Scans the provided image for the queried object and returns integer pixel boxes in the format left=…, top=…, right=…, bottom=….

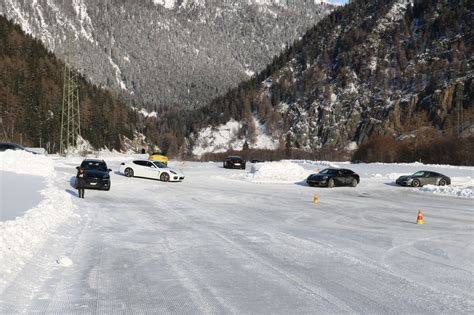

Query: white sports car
left=119, top=160, right=185, bottom=182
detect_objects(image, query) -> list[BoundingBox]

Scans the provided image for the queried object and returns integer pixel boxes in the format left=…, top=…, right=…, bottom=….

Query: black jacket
left=76, top=171, right=86, bottom=188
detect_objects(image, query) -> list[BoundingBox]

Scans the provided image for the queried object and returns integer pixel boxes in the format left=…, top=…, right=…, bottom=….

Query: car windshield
left=412, top=171, right=425, bottom=177
left=229, top=157, right=242, bottom=161
left=152, top=161, right=168, bottom=168
left=151, top=152, right=164, bottom=156
left=319, top=168, right=338, bottom=175
left=82, top=161, right=108, bottom=172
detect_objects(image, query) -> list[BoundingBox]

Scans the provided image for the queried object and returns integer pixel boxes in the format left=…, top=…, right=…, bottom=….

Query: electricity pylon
left=59, top=35, right=81, bottom=155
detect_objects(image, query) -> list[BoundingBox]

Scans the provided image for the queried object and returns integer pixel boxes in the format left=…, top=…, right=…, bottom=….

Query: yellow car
left=148, top=152, right=168, bottom=165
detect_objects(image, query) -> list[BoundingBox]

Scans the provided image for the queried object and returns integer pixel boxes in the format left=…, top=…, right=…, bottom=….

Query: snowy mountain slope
left=0, top=0, right=333, bottom=109
left=160, top=0, right=473, bottom=155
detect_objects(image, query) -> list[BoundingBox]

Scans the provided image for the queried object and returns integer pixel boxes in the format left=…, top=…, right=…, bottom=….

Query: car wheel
left=327, top=178, right=335, bottom=188
left=412, top=179, right=421, bottom=187
left=106, top=184, right=111, bottom=191
left=351, top=178, right=358, bottom=187
left=160, top=173, right=170, bottom=182
left=439, top=178, right=447, bottom=186
left=241, top=166, right=246, bottom=170
left=124, top=168, right=134, bottom=177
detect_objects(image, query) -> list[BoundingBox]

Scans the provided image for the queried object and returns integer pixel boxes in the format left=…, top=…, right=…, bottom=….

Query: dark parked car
left=0, top=142, right=37, bottom=154
left=306, top=168, right=360, bottom=188
left=223, top=156, right=246, bottom=169
left=395, top=171, right=450, bottom=187
left=76, top=159, right=112, bottom=190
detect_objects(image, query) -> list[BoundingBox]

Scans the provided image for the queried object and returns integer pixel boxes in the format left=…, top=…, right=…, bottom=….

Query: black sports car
left=395, top=171, right=450, bottom=187
left=223, top=156, right=246, bottom=169
left=77, top=159, right=112, bottom=190
left=306, top=168, right=360, bottom=188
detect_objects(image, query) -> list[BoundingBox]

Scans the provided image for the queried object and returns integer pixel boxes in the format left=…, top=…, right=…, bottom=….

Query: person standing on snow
left=76, top=167, right=86, bottom=198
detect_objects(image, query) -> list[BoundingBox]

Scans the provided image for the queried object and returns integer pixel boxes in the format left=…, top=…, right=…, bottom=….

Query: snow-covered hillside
left=0, top=0, right=333, bottom=109
left=1, top=151, right=473, bottom=312
left=192, top=118, right=279, bottom=156
left=169, top=0, right=472, bottom=155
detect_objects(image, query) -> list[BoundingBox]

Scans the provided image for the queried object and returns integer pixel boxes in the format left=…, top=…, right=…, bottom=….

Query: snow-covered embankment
left=0, top=151, right=76, bottom=292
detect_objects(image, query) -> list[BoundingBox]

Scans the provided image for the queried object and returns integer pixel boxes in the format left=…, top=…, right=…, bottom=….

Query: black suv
left=223, top=156, right=246, bottom=169
left=77, top=159, right=112, bottom=190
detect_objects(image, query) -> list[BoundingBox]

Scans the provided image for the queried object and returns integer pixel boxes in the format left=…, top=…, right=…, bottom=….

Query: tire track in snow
left=155, top=187, right=355, bottom=312
left=211, top=230, right=355, bottom=312
left=151, top=194, right=350, bottom=312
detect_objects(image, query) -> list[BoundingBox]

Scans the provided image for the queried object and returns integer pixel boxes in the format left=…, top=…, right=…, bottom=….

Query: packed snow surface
left=234, top=161, right=311, bottom=183
left=0, top=171, right=45, bottom=221
left=1, top=152, right=473, bottom=313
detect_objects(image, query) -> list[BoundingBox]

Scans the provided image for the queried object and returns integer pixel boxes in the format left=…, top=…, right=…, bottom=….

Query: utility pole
left=60, top=35, right=81, bottom=154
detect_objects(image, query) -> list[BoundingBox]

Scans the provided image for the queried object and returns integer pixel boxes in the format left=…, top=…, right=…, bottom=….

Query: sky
left=326, top=0, right=349, bottom=4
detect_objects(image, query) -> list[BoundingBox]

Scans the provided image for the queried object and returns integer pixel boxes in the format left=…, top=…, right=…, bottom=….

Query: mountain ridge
left=0, top=0, right=333, bottom=109
left=153, top=0, right=473, bottom=156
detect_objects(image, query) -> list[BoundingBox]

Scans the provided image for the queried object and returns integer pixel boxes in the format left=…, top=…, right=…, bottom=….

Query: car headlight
left=321, top=176, right=328, bottom=179
left=170, top=170, right=177, bottom=175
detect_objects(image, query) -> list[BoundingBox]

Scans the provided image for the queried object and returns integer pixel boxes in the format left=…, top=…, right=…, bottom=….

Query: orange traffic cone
left=313, top=195, right=318, bottom=204
left=416, top=210, right=424, bottom=225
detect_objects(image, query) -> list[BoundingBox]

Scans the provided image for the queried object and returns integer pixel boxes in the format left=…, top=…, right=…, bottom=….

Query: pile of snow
left=0, top=150, right=53, bottom=176
left=418, top=185, right=474, bottom=198
left=371, top=173, right=404, bottom=180
left=0, top=151, right=76, bottom=292
left=58, top=135, right=94, bottom=155
left=291, top=160, right=340, bottom=169
left=239, top=161, right=311, bottom=183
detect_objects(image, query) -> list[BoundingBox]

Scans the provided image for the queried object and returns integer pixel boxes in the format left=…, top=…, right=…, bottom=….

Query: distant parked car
left=148, top=152, right=168, bottom=165
left=223, top=156, right=246, bottom=169
left=0, top=142, right=37, bottom=154
left=76, top=159, right=112, bottom=190
left=119, top=160, right=184, bottom=182
left=251, top=159, right=264, bottom=163
left=395, top=171, right=450, bottom=187
left=306, top=168, right=360, bottom=188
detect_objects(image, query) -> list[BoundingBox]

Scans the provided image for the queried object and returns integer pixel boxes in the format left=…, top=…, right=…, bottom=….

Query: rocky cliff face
left=0, top=0, right=333, bottom=109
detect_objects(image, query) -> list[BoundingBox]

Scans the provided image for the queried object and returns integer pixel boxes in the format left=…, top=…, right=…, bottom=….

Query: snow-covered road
left=1, top=155, right=473, bottom=313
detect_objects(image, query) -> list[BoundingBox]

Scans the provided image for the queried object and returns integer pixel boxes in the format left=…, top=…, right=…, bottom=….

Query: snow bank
left=371, top=172, right=404, bottom=180
left=291, top=160, right=340, bottom=169
left=418, top=185, right=474, bottom=198
left=0, top=150, right=53, bottom=176
left=370, top=161, right=473, bottom=171
left=0, top=151, right=76, bottom=292
left=238, top=161, right=311, bottom=183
